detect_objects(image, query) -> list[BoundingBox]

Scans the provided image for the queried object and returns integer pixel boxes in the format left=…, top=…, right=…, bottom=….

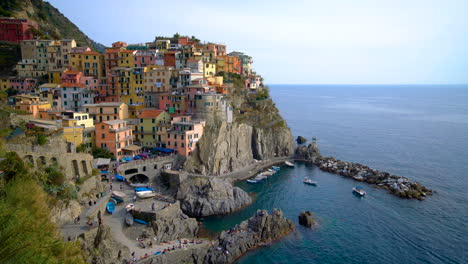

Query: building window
left=101, top=134, right=105, bottom=139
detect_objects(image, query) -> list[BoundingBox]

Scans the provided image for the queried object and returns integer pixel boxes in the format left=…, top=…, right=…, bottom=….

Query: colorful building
left=118, top=50, right=136, bottom=68
left=83, top=102, right=129, bottom=123
left=82, top=51, right=105, bottom=78
left=203, top=62, right=216, bottom=78
left=58, top=83, right=94, bottom=112
left=0, top=18, right=39, bottom=43
left=95, top=120, right=140, bottom=159
left=13, top=94, right=51, bottom=118
left=136, top=109, right=171, bottom=148
left=166, top=115, right=205, bottom=156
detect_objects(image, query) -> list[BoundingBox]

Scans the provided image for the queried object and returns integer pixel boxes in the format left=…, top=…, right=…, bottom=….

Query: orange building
left=95, top=120, right=140, bottom=159
left=225, top=56, right=241, bottom=74
left=13, top=95, right=51, bottom=118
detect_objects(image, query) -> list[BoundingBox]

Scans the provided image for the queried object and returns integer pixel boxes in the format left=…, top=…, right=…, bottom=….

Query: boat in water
left=247, top=179, right=259, bottom=183
left=303, top=177, right=317, bottom=185
left=272, top=166, right=281, bottom=171
left=125, top=213, right=134, bottom=226
left=353, top=186, right=366, bottom=196
left=106, top=201, right=116, bottom=214
left=136, top=190, right=156, bottom=199
left=285, top=161, right=295, bottom=167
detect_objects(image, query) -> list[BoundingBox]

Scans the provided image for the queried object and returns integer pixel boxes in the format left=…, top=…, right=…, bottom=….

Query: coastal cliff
left=185, top=86, right=294, bottom=175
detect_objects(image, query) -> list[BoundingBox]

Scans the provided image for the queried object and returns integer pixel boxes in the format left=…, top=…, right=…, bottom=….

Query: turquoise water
left=203, top=85, right=468, bottom=264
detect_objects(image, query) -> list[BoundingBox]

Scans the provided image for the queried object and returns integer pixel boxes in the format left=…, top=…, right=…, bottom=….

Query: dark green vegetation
left=0, top=152, right=85, bottom=264
left=90, top=146, right=115, bottom=160
left=0, top=42, right=20, bottom=76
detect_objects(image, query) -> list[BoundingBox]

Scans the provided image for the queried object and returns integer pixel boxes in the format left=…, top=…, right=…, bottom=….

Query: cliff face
left=185, top=87, right=294, bottom=175
left=177, top=177, right=252, bottom=217
left=152, top=201, right=199, bottom=243
left=79, top=225, right=130, bottom=264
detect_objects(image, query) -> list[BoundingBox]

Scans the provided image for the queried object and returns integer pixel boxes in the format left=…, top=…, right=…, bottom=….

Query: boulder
left=298, top=211, right=316, bottom=227
left=151, top=201, right=199, bottom=243
left=177, top=177, right=252, bottom=217
left=296, top=136, right=307, bottom=144
left=295, top=142, right=321, bottom=162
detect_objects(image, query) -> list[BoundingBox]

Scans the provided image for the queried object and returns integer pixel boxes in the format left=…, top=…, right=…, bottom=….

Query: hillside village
left=1, top=17, right=264, bottom=160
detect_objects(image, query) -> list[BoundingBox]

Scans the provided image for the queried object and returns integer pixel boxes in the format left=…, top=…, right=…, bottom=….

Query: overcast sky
left=48, top=0, right=468, bottom=84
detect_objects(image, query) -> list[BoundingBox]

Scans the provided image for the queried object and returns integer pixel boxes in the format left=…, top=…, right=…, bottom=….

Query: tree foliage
left=91, top=146, right=115, bottom=160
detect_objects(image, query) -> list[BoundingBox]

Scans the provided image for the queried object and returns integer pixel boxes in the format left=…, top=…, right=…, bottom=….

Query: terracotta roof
left=105, top=49, right=120, bottom=53
left=139, top=109, right=164, bottom=118
left=83, top=51, right=101, bottom=55
left=120, top=50, right=135, bottom=53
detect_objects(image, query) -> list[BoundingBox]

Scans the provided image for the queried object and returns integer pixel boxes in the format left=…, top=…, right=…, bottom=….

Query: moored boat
left=134, top=187, right=153, bottom=192
left=303, top=177, right=317, bottom=185
left=112, top=191, right=126, bottom=198
left=111, top=195, right=124, bottom=203
left=134, top=218, right=149, bottom=225
left=285, top=161, right=295, bottom=167
left=272, top=166, right=281, bottom=171
left=247, top=179, right=258, bottom=183
left=353, top=186, right=366, bottom=196
left=106, top=202, right=115, bottom=214
left=136, top=190, right=156, bottom=199
left=115, top=173, right=125, bottom=181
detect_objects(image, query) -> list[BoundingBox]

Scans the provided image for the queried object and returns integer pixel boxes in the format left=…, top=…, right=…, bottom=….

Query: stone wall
left=117, top=156, right=175, bottom=183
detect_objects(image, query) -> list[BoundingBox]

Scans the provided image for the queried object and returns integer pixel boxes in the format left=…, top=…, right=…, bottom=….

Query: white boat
left=303, top=177, right=317, bottom=185
left=285, top=161, right=295, bottom=167
left=272, top=166, right=280, bottom=171
left=246, top=179, right=258, bottom=183
left=125, top=203, right=135, bottom=212
left=353, top=187, right=366, bottom=196
left=136, top=190, right=156, bottom=199
left=112, top=191, right=126, bottom=198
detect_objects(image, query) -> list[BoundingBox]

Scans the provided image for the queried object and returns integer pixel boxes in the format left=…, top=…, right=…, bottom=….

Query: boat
left=115, top=173, right=125, bottom=181
left=130, top=183, right=148, bottom=187
left=247, top=179, right=258, bottom=183
left=303, top=177, right=317, bottom=185
left=285, top=161, right=295, bottom=167
left=111, top=195, right=124, bottom=203
left=134, top=218, right=149, bottom=225
left=112, top=191, right=126, bottom=198
left=134, top=187, right=153, bottom=192
left=125, top=213, right=134, bottom=226
left=272, top=166, right=280, bottom=171
left=109, top=197, right=118, bottom=204
left=136, top=190, right=156, bottom=199
left=106, top=202, right=116, bottom=214
left=353, top=186, right=366, bottom=196
left=125, top=203, right=134, bottom=212
left=154, top=251, right=161, bottom=256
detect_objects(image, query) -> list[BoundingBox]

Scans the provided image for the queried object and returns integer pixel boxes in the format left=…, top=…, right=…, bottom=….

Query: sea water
left=202, top=85, right=468, bottom=264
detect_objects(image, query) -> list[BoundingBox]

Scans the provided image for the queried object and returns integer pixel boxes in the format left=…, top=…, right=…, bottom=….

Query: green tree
left=0, top=152, right=28, bottom=183
left=91, top=146, right=115, bottom=159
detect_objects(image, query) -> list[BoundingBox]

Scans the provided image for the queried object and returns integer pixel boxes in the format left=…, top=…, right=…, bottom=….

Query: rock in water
left=151, top=201, right=199, bottom=243
left=295, top=142, right=321, bottom=162
left=203, top=209, right=295, bottom=264
left=296, top=136, right=307, bottom=144
left=177, top=177, right=252, bottom=217
left=298, top=211, right=316, bottom=227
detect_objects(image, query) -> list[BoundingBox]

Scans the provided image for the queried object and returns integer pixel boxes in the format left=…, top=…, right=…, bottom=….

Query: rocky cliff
left=203, top=209, right=295, bottom=264
left=176, top=177, right=252, bottom=217
left=151, top=201, right=199, bottom=243
left=79, top=225, right=130, bottom=264
left=185, top=87, right=294, bottom=175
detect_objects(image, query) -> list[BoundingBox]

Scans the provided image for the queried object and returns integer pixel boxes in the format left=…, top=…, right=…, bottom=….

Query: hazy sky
left=48, top=0, right=468, bottom=84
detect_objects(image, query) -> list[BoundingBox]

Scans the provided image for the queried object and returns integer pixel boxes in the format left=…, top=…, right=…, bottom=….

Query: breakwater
left=296, top=142, right=432, bottom=200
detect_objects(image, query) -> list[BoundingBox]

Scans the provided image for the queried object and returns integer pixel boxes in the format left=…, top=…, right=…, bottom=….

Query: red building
left=163, top=51, right=178, bottom=67
left=0, top=18, right=39, bottom=43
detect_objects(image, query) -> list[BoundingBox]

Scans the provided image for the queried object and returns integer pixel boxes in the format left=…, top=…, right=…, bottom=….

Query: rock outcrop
left=298, top=211, right=316, bottom=227
left=203, top=209, right=294, bottom=264
left=79, top=225, right=130, bottom=264
left=295, top=141, right=321, bottom=162
left=138, top=243, right=211, bottom=264
left=151, top=201, right=199, bottom=243
left=176, top=177, right=252, bottom=217
left=296, top=136, right=307, bottom=144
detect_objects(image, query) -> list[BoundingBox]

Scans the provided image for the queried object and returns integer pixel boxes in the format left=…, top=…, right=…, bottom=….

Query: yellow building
left=0, top=78, right=9, bottom=90
left=203, top=62, right=216, bottom=78
left=143, top=65, right=172, bottom=93
left=82, top=51, right=105, bottom=79
left=63, top=126, right=84, bottom=146
left=48, top=69, right=63, bottom=84
left=136, top=109, right=171, bottom=147
left=216, top=56, right=226, bottom=73
left=62, top=112, right=94, bottom=128
left=69, top=52, right=84, bottom=72
left=118, top=50, right=136, bottom=68
left=119, top=68, right=145, bottom=109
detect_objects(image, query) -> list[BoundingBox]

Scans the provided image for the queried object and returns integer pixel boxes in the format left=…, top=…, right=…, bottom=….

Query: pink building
left=95, top=120, right=140, bottom=160
left=134, top=50, right=157, bottom=67
left=61, top=69, right=83, bottom=84
left=9, top=77, right=36, bottom=93
left=166, top=115, right=205, bottom=156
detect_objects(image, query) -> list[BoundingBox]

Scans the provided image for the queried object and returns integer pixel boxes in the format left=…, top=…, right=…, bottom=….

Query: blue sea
left=203, top=85, right=468, bottom=264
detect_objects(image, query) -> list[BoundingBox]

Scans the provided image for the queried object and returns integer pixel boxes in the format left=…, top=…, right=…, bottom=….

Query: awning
left=154, top=147, right=175, bottom=153
left=122, top=145, right=142, bottom=152
left=94, top=158, right=111, bottom=167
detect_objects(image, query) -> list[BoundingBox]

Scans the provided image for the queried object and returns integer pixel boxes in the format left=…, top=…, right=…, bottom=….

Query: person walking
left=133, top=195, right=137, bottom=202
left=151, top=203, right=155, bottom=211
